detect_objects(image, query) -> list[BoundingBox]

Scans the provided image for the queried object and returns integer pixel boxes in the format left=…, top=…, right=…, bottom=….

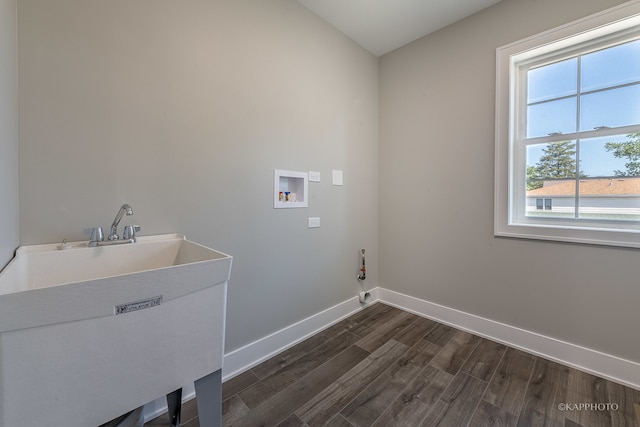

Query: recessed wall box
left=274, top=170, right=309, bottom=208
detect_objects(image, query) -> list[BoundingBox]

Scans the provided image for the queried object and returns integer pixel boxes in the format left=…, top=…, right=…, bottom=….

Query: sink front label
left=115, top=296, right=163, bottom=315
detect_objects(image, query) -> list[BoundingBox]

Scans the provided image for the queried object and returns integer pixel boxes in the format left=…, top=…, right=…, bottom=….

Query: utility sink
left=0, top=234, right=232, bottom=427
left=0, top=233, right=232, bottom=333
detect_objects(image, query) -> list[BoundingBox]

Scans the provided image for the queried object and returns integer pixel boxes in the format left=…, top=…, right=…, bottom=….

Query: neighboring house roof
left=527, top=177, right=640, bottom=197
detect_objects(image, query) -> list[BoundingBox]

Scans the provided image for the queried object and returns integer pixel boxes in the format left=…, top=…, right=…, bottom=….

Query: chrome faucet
left=108, top=204, right=133, bottom=240
left=88, top=204, right=140, bottom=247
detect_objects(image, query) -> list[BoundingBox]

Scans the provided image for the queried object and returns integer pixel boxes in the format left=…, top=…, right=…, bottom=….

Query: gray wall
left=18, top=0, right=378, bottom=352
left=15, top=0, right=638, bottom=367
left=0, top=0, right=18, bottom=269
left=379, top=0, right=638, bottom=364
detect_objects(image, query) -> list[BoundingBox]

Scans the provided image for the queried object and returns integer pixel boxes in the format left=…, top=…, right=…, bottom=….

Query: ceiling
left=296, top=0, right=503, bottom=57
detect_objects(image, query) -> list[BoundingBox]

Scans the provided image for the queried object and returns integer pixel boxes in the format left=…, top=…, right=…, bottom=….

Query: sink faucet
left=88, top=204, right=140, bottom=247
left=108, top=204, right=133, bottom=240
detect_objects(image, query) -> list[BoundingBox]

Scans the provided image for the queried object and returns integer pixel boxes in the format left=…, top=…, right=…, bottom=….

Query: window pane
left=526, top=141, right=578, bottom=179
left=578, top=135, right=640, bottom=220
left=527, top=97, right=577, bottom=138
left=581, top=39, right=640, bottom=92
left=528, top=58, right=577, bottom=103
left=526, top=142, right=576, bottom=218
left=580, top=84, right=640, bottom=131
left=526, top=179, right=575, bottom=218
left=579, top=135, right=632, bottom=177
left=578, top=177, right=640, bottom=220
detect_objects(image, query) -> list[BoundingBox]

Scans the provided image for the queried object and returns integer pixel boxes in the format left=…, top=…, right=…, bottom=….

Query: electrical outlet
left=308, top=217, right=320, bottom=228
left=332, top=170, right=343, bottom=186
left=309, top=171, right=321, bottom=182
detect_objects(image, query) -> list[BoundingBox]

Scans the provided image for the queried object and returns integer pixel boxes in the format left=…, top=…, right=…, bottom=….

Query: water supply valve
left=357, top=249, right=366, bottom=281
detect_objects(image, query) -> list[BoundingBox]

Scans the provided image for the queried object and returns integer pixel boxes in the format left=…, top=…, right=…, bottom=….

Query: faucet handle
left=90, top=227, right=104, bottom=242
left=86, top=227, right=104, bottom=247
left=123, top=225, right=141, bottom=240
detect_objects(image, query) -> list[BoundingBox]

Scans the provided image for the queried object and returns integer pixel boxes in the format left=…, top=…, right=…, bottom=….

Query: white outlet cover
left=309, top=171, right=321, bottom=182
left=332, top=170, right=343, bottom=186
left=308, top=217, right=320, bottom=228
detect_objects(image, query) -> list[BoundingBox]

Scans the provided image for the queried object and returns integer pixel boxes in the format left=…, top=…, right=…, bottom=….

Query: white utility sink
left=0, top=234, right=232, bottom=427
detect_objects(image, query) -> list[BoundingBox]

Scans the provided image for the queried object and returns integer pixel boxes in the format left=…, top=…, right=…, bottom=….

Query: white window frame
left=495, top=0, right=640, bottom=248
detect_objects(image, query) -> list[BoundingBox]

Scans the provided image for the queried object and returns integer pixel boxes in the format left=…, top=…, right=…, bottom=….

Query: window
left=534, top=198, right=553, bottom=211
left=495, top=1, right=640, bottom=248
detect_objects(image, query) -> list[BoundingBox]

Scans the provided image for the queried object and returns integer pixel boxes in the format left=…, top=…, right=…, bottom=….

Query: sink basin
left=0, top=233, right=231, bottom=333
left=0, top=234, right=232, bottom=427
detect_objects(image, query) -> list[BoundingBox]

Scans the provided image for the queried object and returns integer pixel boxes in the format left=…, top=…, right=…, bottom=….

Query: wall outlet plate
left=332, top=170, right=343, bottom=186
left=308, top=217, right=320, bottom=228
left=309, top=171, right=321, bottom=182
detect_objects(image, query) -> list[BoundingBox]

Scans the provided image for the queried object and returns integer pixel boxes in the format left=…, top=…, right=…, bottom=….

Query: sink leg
left=194, top=369, right=222, bottom=427
left=166, top=388, right=182, bottom=427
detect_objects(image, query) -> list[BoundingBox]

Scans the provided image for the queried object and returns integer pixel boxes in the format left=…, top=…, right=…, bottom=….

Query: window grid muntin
left=527, top=80, right=640, bottom=110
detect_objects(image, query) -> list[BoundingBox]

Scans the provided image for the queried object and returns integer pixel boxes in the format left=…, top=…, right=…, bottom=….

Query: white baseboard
left=222, top=290, right=378, bottom=381
left=221, top=286, right=640, bottom=391
left=376, top=287, right=640, bottom=391
left=143, top=286, right=639, bottom=421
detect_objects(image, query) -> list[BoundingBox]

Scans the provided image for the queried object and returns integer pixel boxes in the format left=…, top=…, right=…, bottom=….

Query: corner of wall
left=0, top=0, right=19, bottom=269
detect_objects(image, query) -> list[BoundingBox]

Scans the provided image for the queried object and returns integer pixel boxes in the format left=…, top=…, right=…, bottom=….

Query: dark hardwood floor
left=145, top=303, right=640, bottom=426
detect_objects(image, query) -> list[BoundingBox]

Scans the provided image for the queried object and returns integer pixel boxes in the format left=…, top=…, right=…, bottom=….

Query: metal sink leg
left=166, top=388, right=182, bottom=427
left=195, top=370, right=222, bottom=427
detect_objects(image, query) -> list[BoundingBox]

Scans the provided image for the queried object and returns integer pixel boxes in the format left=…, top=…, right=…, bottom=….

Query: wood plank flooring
left=145, top=303, right=640, bottom=427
